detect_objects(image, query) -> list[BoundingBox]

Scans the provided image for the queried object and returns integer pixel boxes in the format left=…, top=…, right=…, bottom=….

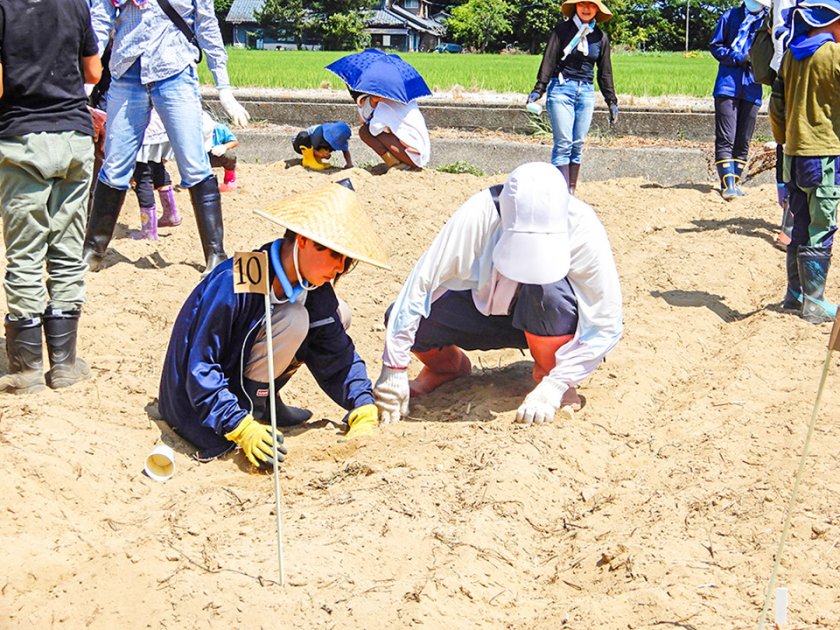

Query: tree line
left=214, top=0, right=743, bottom=52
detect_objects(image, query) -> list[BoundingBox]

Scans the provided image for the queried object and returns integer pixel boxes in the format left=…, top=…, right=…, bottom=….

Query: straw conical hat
left=255, top=181, right=391, bottom=270
left=562, top=0, right=612, bottom=22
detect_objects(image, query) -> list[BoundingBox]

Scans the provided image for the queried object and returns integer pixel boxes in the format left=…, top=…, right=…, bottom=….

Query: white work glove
left=516, top=378, right=566, bottom=425
left=373, top=366, right=410, bottom=424
left=210, top=144, right=227, bottom=157
left=218, top=88, right=250, bottom=128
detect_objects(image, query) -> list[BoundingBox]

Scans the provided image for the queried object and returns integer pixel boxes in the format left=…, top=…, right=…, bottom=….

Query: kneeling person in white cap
left=374, top=162, right=622, bottom=425
left=158, top=179, right=389, bottom=469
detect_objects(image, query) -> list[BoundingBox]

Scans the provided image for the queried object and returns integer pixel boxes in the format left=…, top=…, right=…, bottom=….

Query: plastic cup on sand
left=144, top=444, right=176, bottom=482
left=526, top=102, right=543, bottom=115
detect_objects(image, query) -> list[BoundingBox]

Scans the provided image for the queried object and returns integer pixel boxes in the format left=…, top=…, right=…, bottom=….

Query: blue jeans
left=546, top=78, right=595, bottom=166
left=100, top=61, right=210, bottom=189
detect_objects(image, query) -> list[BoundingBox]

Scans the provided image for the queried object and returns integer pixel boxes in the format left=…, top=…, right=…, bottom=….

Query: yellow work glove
left=224, top=414, right=287, bottom=469
left=345, top=404, right=378, bottom=439
left=300, top=145, right=331, bottom=171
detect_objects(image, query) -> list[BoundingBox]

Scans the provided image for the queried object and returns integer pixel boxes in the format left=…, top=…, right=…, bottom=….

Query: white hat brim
left=493, top=230, right=570, bottom=285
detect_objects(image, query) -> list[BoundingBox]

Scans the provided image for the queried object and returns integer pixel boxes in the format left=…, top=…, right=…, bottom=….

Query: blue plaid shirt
left=90, top=0, right=230, bottom=88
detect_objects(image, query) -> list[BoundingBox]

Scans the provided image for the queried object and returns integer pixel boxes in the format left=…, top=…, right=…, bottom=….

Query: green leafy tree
left=509, top=0, right=564, bottom=54
left=257, top=0, right=375, bottom=50
left=256, top=0, right=307, bottom=48
left=602, top=0, right=741, bottom=51
left=214, top=0, right=234, bottom=19
left=321, top=12, right=372, bottom=50
left=446, top=0, right=514, bottom=52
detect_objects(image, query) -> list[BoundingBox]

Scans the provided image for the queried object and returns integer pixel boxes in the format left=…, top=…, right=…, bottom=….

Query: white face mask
left=358, top=97, right=375, bottom=122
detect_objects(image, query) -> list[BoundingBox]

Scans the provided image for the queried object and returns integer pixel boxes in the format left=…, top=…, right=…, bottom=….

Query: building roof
left=374, top=3, right=444, bottom=35
left=226, top=0, right=265, bottom=24
left=367, top=9, right=405, bottom=27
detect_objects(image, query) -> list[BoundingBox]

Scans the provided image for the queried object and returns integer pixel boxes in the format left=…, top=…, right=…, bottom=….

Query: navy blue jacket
left=709, top=5, right=766, bottom=105
left=158, top=242, right=374, bottom=457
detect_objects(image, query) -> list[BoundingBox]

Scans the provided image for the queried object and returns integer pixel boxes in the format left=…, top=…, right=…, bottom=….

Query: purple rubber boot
left=157, top=187, right=181, bottom=227
left=136, top=205, right=158, bottom=240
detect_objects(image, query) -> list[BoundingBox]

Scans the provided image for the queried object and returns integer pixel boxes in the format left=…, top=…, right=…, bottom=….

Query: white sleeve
left=194, top=0, right=230, bottom=89
left=383, top=191, right=498, bottom=368
left=545, top=201, right=623, bottom=391
left=368, top=104, right=396, bottom=137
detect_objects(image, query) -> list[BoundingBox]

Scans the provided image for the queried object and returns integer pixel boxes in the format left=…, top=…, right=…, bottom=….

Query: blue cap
left=321, top=121, right=352, bottom=152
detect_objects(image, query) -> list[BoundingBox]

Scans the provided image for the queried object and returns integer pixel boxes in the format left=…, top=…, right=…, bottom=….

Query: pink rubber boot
left=219, top=169, right=237, bottom=193
left=157, top=187, right=181, bottom=227
left=136, top=205, right=158, bottom=240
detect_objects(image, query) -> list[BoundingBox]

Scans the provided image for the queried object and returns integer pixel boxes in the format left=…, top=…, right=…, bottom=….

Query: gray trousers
left=244, top=297, right=351, bottom=382
left=0, top=131, right=93, bottom=319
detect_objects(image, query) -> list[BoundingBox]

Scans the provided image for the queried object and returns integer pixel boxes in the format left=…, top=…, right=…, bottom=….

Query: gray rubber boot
left=1, top=316, right=46, bottom=394
left=43, top=309, right=90, bottom=389
left=798, top=246, right=838, bottom=324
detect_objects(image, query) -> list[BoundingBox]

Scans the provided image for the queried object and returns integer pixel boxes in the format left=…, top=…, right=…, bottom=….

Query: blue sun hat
left=320, top=121, right=352, bottom=152
left=776, top=0, right=840, bottom=47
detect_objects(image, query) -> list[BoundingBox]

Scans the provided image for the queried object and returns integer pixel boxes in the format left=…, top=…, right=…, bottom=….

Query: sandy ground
left=2, top=162, right=840, bottom=629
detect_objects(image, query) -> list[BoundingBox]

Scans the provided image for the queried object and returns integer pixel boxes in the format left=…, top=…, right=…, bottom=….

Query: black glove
left=608, top=102, right=619, bottom=126
left=527, top=91, right=541, bottom=105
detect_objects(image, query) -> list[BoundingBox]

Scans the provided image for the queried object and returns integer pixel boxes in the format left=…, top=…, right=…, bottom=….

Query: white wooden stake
left=233, top=251, right=285, bottom=586
left=758, top=315, right=840, bottom=628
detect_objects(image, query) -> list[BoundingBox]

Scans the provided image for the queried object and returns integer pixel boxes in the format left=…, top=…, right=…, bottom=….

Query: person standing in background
left=709, top=0, right=770, bottom=200
left=85, top=0, right=250, bottom=275
left=527, top=0, right=618, bottom=195
left=0, top=0, right=101, bottom=393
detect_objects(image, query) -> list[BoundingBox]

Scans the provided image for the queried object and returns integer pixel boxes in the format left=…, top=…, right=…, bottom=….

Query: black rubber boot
left=556, top=164, right=570, bottom=192
left=782, top=247, right=802, bottom=312
left=43, top=308, right=90, bottom=389
left=243, top=373, right=312, bottom=428
left=82, top=182, right=127, bottom=272
left=568, top=163, right=581, bottom=195
left=715, top=160, right=739, bottom=201
left=797, top=246, right=837, bottom=324
left=1, top=316, right=46, bottom=394
left=188, top=175, right=227, bottom=276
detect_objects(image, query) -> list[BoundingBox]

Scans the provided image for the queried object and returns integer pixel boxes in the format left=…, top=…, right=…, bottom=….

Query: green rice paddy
left=199, top=49, right=720, bottom=98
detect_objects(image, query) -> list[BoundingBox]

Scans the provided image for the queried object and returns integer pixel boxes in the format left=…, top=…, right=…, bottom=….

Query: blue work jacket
left=709, top=5, right=765, bottom=105
left=158, top=242, right=374, bottom=458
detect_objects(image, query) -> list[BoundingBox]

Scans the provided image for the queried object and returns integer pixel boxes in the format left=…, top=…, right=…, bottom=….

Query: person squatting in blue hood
left=709, top=0, right=770, bottom=200
left=158, top=179, right=389, bottom=470
left=769, top=0, right=840, bottom=324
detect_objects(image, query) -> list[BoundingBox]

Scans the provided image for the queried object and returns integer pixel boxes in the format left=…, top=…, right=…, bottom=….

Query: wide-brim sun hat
left=779, top=0, right=840, bottom=45
left=561, top=0, right=613, bottom=23
left=492, top=163, right=571, bottom=286
left=255, top=180, right=391, bottom=270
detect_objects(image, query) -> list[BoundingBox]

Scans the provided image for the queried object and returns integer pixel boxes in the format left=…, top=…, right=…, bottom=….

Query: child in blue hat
left=293, top=121, right=353, bottom=170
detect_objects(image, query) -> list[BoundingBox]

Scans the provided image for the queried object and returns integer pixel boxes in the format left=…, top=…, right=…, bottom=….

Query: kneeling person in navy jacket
left=159, top=179, right=389, bottom=470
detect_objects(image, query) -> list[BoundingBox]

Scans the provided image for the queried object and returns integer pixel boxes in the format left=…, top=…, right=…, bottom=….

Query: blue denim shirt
left=90, top=0, right=230, bottom=88
left=709, top=5, right=765, bottom=105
